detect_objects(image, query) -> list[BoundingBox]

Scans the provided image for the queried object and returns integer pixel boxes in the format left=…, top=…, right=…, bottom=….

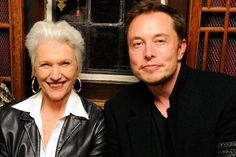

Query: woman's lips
left=48, top=82, right=65, bottom=90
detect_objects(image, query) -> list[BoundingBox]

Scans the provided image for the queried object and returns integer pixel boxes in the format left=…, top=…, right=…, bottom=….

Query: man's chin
left=144, top=76, right=170, bottom=86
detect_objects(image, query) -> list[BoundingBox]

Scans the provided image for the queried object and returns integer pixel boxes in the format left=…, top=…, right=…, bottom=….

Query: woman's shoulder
left=0, top=104, right=24, bottom=122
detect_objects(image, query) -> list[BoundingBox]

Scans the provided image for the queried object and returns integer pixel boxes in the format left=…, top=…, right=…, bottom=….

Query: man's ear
left=178, top=38, right=187, bottom=61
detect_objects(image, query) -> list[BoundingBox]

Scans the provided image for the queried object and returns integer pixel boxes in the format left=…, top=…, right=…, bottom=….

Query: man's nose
left=144, top=43, right=155, bottom=59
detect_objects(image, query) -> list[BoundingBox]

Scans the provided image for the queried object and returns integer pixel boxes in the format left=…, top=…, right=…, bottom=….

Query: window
left=51, top=0, right=137, bottom=75
left=47, top=0, right=166, bottom=81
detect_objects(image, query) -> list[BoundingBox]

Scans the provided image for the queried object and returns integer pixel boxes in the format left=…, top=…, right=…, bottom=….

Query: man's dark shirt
left=151, top=104, right=174, bottom=157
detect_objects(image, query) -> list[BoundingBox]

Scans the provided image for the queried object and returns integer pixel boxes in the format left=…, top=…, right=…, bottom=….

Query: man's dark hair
left=125, top=0, right=186, bottom=41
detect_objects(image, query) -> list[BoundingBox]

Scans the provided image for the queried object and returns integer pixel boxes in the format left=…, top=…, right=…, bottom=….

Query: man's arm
left=217, top=88, right=236, bottom=156
left=104, top=101, right=123, bottom=157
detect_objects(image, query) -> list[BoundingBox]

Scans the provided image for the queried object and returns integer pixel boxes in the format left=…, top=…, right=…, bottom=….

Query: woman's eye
left=40, top=64, right=49, bottom=68
left=62, top=62, right=71, bottom=67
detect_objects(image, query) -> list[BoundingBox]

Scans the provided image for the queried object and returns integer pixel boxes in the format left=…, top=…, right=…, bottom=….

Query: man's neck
left=148, top=64, right=181, bottom=117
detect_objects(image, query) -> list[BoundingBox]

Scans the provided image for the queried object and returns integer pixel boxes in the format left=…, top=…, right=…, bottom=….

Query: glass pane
left=91, top=0, right=120, bottom=23
left=115, top=36, right=130, bottom=72
left=89, top=27, right=119, bottom=69
left=124, top=0, right=140, bottom=20
left=52, top=0, right=133, bottom=74
left=54, top=0, right=88, bottom=23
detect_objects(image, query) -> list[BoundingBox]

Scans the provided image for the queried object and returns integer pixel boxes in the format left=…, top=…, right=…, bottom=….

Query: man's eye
left=155, top=39, right=166, bottom=45
left=133, top=41, right=143, bottom=48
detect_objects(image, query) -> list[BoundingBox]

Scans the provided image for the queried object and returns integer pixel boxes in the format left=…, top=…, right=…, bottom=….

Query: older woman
left=0, top=20, right=106, bottom=157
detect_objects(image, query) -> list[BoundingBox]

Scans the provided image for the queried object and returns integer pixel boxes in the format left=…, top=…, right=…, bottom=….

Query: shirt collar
left=12, top=91, right=89, bottom=120
left=65, top=91, right=88, bottom=119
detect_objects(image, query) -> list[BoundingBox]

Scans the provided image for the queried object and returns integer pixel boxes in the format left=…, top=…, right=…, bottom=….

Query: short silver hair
left=25, top=20, right=85, bottom=78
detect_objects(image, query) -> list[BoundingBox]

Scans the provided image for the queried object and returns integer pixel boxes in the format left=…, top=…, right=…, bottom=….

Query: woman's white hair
left=25, top=20, right=85, bottom=78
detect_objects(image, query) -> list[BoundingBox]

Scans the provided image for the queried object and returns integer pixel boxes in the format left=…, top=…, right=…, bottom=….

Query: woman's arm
left=89, top=113, right=107, bottom=157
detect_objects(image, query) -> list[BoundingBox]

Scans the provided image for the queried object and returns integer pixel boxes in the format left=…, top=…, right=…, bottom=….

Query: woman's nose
left=50, top=66, right=61, bottom=80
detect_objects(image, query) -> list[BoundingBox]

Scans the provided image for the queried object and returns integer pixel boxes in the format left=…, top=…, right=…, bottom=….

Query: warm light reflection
left=56, top=0, right=67, bottom=11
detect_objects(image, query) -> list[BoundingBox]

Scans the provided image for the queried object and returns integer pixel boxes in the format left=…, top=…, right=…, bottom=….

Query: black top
left=151, top=104, right=174, bottom=157
left=104, top=65, right=236, bottom=157
left=0, top=97, right=107, bottom=156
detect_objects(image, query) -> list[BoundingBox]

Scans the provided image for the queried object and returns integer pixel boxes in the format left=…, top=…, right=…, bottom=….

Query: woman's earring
left=31, top=77, right=41, bottom=93
left=73, top=78, right=82, bottom=93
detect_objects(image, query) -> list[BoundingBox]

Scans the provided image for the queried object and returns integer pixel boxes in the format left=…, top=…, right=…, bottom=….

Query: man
left=104, top=0, right=236, bottom=157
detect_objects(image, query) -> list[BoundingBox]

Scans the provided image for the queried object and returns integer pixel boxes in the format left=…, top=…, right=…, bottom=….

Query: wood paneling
left=0, top=0, right=25, bottom=101
left=80, top=80, right=133, bottom=108
left=187, top=0, right=236, bottom=77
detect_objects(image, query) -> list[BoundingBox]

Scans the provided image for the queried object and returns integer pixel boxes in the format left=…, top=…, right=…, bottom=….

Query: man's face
left=127, top=12, right=186, bottom=85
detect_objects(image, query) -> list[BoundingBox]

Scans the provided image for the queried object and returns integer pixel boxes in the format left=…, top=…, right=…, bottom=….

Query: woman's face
left=34, top=40, right=78, bottom=103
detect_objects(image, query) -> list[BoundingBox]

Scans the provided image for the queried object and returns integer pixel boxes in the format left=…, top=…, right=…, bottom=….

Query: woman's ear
left=32, top=67, right=36, bottom=78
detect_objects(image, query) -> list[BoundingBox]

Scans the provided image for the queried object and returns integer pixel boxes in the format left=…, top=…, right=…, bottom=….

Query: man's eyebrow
left=154, top=33, right=169, bottom=38
left=128, top=33, right=169, bottom=42
left=129, top=36, right=142, bottom=40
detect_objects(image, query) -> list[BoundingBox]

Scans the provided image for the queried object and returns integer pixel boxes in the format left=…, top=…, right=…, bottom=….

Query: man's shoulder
left=183, top=66, right=236, bottom=96
left=184, top=66, right=235, bottom=85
